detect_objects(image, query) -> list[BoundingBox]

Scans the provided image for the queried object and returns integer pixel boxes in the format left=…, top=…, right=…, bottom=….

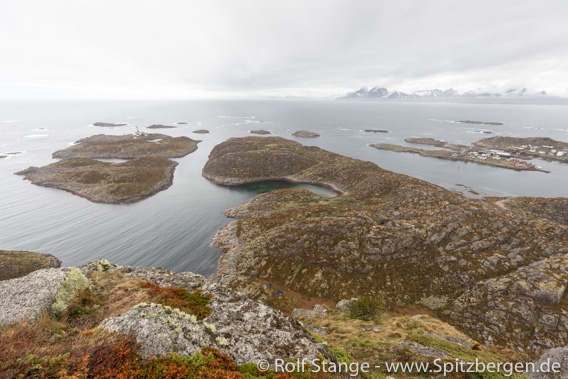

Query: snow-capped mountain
left=339, top=87, right=546, bottom=100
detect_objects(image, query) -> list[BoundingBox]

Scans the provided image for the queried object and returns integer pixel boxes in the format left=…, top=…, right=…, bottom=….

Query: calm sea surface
left=1, top=100, right=567, bottom=275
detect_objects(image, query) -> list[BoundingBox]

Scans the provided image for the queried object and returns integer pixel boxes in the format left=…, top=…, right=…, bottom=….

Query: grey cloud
left=1, top=0, right=567, bottom=99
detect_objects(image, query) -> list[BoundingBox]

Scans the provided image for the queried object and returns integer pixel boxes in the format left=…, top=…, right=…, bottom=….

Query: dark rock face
left=93, top=122, right=126, bottom=127
left=203, top=136, right=568, bottom=357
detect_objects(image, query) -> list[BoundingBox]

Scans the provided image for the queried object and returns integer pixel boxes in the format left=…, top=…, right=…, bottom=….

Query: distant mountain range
left=339, top=86, right=547, bottom=100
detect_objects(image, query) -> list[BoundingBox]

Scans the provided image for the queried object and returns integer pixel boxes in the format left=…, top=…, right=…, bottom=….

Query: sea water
left=1, top=99, right=567, bottom=275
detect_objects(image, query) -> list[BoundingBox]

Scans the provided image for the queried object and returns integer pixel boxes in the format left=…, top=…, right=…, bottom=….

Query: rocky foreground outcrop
left=0, top=259, right=334, bottom=371
left=203, top=136, right=568, bottom=357
left=90, top=261, right=333, bottom=364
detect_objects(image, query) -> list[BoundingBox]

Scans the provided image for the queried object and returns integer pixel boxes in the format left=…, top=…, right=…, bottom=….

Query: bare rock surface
left=529, top=347, right=568, bottom=378
left=0, top=268, right=88, bottom=326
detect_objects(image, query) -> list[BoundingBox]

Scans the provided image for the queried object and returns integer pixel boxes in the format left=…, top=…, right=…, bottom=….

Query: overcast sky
left=1, top=0, right=567, bottom=99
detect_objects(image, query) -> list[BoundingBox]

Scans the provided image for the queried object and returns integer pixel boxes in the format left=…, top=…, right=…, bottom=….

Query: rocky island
left=193, top=129, right=210, bottom=134
left=292, top=130, right=320, bottom=138
left=473, top=136, right=568, bottom=163
left=249, top=129, right=271, bottom=135
left=52, top=134, right=199, bottom=159
left=371, top=137, right=549, bottom=172
left=146, top=124, right=176, bottom=129
left=203, top=136, right=568, bottom=358
left=93, top=122, right=126, bottom=127
left=363, top=129, right=389, bottom=133
left=457, top=120, right=504, bottom=125
left=16, top=156, right=179, bottom=204
left=17, top=133, right=200, bottom=203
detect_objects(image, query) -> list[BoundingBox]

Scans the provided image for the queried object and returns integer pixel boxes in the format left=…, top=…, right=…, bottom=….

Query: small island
left=292, top=130, right=320, bottom=138
left=192, top=129, right=210, bottom=134
left=146, top=124, right=176, bottom=129
left=457, top=120, right=504, bottom=125
left=250, top=130, right=271, bottom=135
left=52, top=134, right=199, bottom=159
left=176, top=122, right=188, bottom=124
left=93, top=122, right=126, bottom=127
left=371, top=138, right=548, bottom=172
left=16, top=156, right=178, bottom=204
left=363, top=129, right=389, bottom=133
left=18, top=133, right=200, bottom=203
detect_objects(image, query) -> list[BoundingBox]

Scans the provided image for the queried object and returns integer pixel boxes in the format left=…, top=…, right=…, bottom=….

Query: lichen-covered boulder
left=80, top=259, right=205, bottom=291
left=0, top=268, right=88, bottom=326
left=336, top=298, right=359, bottom=312
left=100, top=281, right=334, bottom=364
